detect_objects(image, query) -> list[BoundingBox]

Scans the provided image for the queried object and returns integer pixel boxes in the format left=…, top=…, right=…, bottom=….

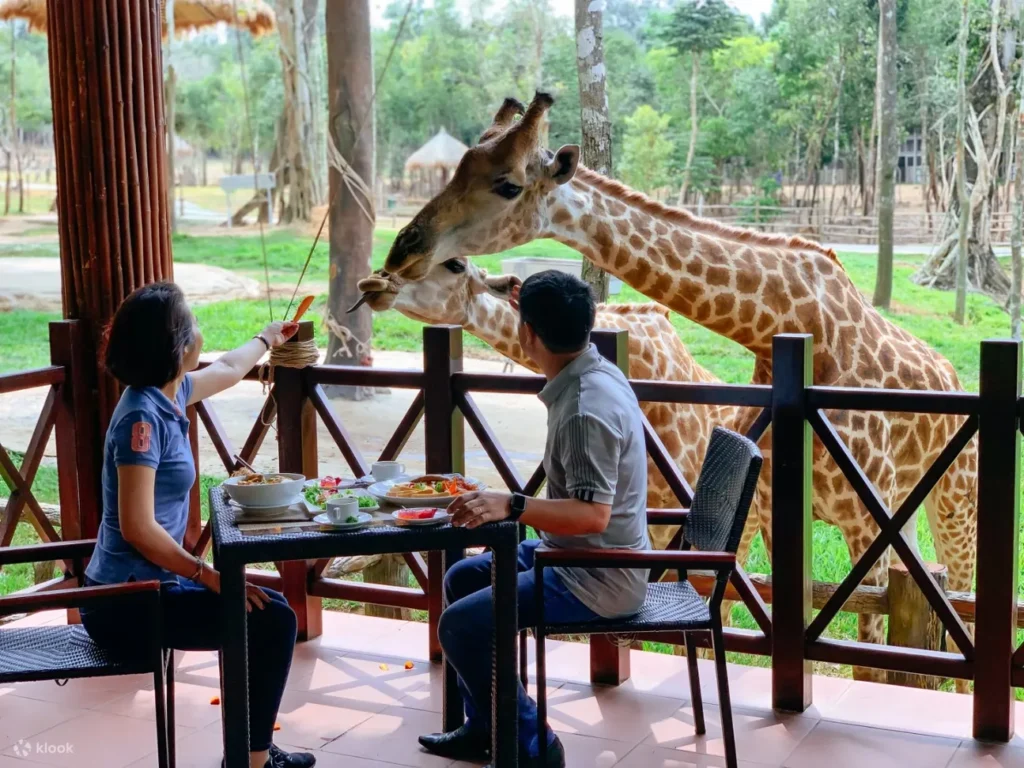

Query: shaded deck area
left=0, top=611, right=1018, bottom=768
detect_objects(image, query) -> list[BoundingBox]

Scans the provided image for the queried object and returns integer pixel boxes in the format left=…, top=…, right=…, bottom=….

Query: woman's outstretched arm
left=187, top=321, right=297, bottom=404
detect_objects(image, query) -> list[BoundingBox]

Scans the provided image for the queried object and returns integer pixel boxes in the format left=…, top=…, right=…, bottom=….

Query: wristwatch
left=509, top=492, right=528, bottom=522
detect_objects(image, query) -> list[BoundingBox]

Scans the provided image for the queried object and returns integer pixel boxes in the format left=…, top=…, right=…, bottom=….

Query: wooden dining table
left=208, top=486, right=521, bottom=767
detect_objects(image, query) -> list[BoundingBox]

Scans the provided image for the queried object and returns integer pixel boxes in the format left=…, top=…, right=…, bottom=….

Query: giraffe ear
left=547, top=145, right=579, bottom=185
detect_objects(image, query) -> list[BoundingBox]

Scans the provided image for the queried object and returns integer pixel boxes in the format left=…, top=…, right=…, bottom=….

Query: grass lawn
left=0, top=230, right=1018, bottom=682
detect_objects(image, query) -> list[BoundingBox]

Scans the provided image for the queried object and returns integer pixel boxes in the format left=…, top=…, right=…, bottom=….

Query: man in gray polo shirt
left=417, top=271, right=649, bottom=768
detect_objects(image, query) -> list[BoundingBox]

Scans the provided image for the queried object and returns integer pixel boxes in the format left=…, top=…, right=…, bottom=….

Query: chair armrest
left=534, top=547, right=735, bottom=572
left=0, top=539, right=97, bottom=567
left=0, top=580, right=161, bottom=618
left=646, top=509, right=689, bottom=526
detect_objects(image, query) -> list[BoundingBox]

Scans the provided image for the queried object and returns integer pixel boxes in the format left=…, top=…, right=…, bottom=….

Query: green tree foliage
left=620, top=105, right=674, bottom=192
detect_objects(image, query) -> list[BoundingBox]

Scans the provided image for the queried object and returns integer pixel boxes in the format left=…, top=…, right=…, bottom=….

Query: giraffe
left=380, top=93, right=978, bottom=684
left=353, top=257, right=764, bottom=561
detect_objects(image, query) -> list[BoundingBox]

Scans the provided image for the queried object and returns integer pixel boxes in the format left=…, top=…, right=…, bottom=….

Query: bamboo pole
left=46, top=0, right=172, bottom=441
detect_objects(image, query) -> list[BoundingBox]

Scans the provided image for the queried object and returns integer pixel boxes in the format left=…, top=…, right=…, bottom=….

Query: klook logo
left=11, top=740, right=74, bottom=758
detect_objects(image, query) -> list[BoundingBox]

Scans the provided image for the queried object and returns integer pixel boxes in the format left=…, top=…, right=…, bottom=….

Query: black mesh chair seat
left=0, top=625, right=151, bottom=682
left=545, top=580, right=711, bottom=635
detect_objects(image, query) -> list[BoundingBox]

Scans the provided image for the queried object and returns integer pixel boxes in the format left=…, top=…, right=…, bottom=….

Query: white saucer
left=313, top=512, right=373, bottom=531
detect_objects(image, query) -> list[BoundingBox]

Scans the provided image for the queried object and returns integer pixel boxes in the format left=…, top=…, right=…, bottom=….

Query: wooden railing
left=1, top=321, right=1022, bottom=741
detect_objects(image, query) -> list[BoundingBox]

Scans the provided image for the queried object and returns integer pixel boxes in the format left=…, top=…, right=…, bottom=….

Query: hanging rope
left=229, top=0, right=275, bottom=321
left=283, top=0, right=415, bottom=320
left=255, top=335, right=322, bottom=430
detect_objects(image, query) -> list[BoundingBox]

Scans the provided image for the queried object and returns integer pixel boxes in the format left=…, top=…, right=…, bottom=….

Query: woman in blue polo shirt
left=80, top=282, right=313, bottom=768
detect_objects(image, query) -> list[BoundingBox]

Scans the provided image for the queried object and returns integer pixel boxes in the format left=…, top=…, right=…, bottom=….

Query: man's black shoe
left=418, top=723, right=491, bottom=761
left=484, top=734, right=565, bottom=768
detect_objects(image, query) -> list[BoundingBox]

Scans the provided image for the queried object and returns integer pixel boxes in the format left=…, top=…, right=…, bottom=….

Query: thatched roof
left=0, top=0, right=276, bottom=36
left=405, top=128, right=469, bottom=171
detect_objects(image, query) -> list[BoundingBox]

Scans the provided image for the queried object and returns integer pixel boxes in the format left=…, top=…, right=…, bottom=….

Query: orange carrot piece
left=292, top=295, right=316, bottom=323
left=210, top=696, right=220, bottom=705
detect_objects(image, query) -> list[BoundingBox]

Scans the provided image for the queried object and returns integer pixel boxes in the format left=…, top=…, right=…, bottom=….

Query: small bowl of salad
left=303, top=477, right=379, bottom=512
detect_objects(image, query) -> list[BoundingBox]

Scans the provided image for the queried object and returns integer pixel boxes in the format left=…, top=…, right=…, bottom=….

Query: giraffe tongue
left=347, top=294, right=372, bottom=314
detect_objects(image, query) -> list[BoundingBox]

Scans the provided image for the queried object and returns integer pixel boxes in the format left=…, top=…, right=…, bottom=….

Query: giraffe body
left=380, top=94, right=978, bottom=681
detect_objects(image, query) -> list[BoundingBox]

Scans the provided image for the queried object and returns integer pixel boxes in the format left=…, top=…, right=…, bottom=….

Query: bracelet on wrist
left=253, top=334, right=270, bottom=351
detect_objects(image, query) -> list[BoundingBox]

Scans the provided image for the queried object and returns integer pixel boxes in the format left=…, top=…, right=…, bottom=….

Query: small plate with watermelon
left=391, top=508, right=451, bottom=527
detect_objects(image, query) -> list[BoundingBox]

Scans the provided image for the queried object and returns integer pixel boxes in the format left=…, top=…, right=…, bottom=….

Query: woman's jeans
left=439, top=539, right=601, bottom=758
left=81, top=577, right=297, bottom=752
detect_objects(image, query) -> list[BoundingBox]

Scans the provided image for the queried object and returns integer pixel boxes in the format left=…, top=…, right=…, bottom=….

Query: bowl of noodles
left=368, top=474, right=485, bottom=508
left=223, top=471, right=306, bottom=508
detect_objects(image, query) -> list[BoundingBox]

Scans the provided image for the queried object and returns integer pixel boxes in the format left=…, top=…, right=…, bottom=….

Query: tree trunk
left=955, top=0, right=971, bottom=324
left=1011, top=3, right=1024, bottom=338
left=6, top=20, right=14, bottom=217
left=681, top=55, right=699, bottom=206
left=325, top=0, right=374, bottom=399
left=574, top=0, right=611, bottom=302
left=873, top=0, right=898, bottom=309
left=274, top=0, right=318, bottom=224
left=863, top=91, right=879, bottom=215
left=363, top=555, right=411, bottom=620
left=165, top=0, right=176, bottom=234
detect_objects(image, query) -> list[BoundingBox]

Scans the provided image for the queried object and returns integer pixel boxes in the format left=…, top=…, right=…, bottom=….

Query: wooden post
left=423, top=326, right=465, bottom=663
left=886, top=562, right=948, bottom=689
left=276, top=322, right=323, bottom=641
left=48, top=320, right=101, bottom=540
left=973, top=339, right=1021, bottom=741
left=184, top=406, right=202, bottom=553
left=771, top=334, right=813, bottom=712
left=46, top=0, right=172, bottom=459
left=589, top=329, right=632, bottom=685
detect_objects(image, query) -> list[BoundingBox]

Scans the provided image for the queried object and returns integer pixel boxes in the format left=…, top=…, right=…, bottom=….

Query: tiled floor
left=0, top=610, right=1021, bottom=768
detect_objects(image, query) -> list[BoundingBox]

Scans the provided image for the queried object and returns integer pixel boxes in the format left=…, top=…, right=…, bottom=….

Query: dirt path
left=0, top=351, right=547, bottom=491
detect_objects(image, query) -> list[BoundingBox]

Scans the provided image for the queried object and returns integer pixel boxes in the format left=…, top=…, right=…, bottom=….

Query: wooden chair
left=532, top=426, right=763, bottom=768
left=0, top=540, right=175, bottom=768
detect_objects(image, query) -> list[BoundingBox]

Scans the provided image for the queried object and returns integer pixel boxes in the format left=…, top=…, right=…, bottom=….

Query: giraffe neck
left=457, top=294, right=539, bottom=373
left=540, top=167, right=848, bottom=357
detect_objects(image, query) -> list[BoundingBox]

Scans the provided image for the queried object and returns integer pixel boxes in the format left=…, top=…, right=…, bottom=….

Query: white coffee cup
left=372, top=461, right=405, bottom=482
left=325, top=495, right=359, bottom=523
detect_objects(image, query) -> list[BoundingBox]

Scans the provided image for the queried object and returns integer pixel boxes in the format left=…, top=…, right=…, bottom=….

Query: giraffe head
left=383, top=92, right=580, bottom=280
left=353, top=258, right=520, bottom=327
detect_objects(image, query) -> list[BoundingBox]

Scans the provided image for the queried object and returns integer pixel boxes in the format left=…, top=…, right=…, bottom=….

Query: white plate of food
left=303, top=479, right=380, bottom=513
left=313, top=511, right=374, bottom=531
left=390, top=508, right=451, bottom=527
left=223, top=472, right=306, bottom=508
left=369, top=474, right=484, bottom=508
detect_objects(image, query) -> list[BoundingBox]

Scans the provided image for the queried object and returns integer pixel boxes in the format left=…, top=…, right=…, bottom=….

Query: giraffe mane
left=573, top=167, right=845, bottom=269
left=597, top=303, right=670, bottom=317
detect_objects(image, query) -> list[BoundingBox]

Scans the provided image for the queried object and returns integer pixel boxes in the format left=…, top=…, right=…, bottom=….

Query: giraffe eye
left=493, top=180, right=523, bottom=200
left=442, top=259, right=466, bottom=274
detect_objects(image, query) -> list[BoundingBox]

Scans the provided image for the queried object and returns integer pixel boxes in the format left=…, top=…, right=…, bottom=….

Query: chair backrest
left=683, top=426, right=763, bottom=555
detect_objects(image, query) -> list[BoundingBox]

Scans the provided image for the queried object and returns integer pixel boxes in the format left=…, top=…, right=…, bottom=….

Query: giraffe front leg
left=839, top=517, right=890, bottom=684
left=924, top=458, right=977, bottom=695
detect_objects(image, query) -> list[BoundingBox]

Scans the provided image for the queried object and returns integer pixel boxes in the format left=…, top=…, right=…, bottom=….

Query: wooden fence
left=0, top=320, right=1021, bottom=740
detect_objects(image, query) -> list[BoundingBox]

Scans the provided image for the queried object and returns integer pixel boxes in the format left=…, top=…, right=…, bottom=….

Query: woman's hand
left=245, top=583, right=271, bottom=612
left=261, top=321, right=299, bottom=348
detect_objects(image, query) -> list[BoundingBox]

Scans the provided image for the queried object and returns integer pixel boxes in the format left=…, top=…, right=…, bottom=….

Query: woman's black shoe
left=267, top=744, right=316, bottom=767
left=417, top=723, right=491, bottom=761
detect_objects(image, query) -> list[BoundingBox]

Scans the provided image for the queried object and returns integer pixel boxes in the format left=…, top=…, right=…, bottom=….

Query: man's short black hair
left=518, top=270, right=596, bottom=354
left=105, top=282, right=195, bottom=388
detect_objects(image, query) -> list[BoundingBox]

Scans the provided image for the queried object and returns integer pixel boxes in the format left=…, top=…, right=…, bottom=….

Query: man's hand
left=449, top=490, right=513, bottom=529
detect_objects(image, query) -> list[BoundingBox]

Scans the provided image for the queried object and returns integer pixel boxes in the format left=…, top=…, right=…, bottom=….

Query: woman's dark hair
left=518, top=270, right=596, bottom=354
left=105, top=282, right=195, bottom=388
